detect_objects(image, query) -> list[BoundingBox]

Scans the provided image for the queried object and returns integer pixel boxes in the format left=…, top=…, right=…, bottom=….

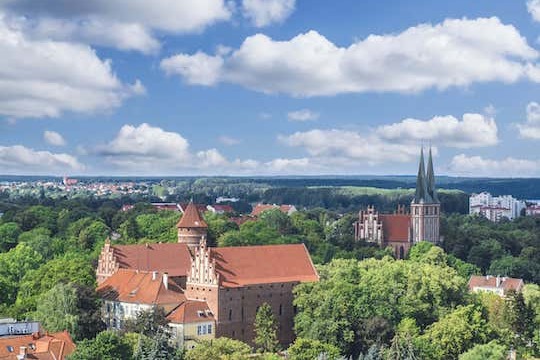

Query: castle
left=96, top=202, right=318, bottom=349
left=353, top=148, right=441, bottom=258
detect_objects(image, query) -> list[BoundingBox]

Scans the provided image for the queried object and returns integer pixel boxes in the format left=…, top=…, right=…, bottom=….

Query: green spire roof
left=426, top=147, right=439, bottom=203
left=413, top=147, right=432, bottom=203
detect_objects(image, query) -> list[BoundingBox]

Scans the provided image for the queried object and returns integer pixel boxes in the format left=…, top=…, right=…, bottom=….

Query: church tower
left=177, top=201, right=208, bottom=248
left=410, top=147, right=440, bottom=243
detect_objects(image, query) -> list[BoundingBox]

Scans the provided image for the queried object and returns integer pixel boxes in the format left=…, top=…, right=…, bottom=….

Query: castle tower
left=177, top=201, right=208, bottom=248
left=410, top=147, right=440, bottom=243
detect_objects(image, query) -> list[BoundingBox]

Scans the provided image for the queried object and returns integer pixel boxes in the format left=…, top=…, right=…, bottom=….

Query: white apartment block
left=469, top=192, right=526, bottom=222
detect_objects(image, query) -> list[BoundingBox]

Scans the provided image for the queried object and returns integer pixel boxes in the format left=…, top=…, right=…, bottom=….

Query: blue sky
left=1, top=0, right=540, bottom=176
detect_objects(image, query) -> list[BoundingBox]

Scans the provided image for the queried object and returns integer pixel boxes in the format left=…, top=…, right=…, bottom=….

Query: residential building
left=353, top=148, right=440, bottom=258
left=468, top=275, right=524, bottom=296
left=0, top=331, right=76, bottom=360
left=469, top=192, right=525, bottom=221
left=251, top=204, right=297, bottom=217
left=525, top=204, right=540, bottom=216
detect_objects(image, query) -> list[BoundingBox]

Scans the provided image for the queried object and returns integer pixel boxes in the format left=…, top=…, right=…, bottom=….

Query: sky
left=1, top=0, right=540, bottom=177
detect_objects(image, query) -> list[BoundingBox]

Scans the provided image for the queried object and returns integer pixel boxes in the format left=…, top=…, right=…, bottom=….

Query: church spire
left=426, top=147, right=439, bottom=203
left=414, top=147, right=432, bottom=203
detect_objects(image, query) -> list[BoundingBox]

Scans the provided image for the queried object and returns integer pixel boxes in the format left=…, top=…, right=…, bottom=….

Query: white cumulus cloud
left=517, top=102, right=540, bottom=139
left=242, top=0, right=296, bottom=27
left=43, top=130, right=66, bottom=146
left=96, top=123, right=257, bottom=174
left=287, top=109, right=320, bottom=122
left=376, top=113, right=498, bottom=148
left=160, top=52, right=224, bottom=86
left=0, top=14, right=142, bottom=118
left=0, top=145, right=84, bottom=174
left=0, top=0, right=232, bottom=53
left=449, top=154, right=540, bottom=177
left=160, top=17, right=540, bottom=96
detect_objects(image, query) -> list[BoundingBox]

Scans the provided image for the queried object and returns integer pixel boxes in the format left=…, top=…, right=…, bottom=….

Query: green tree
left=16, top=253, right=95, bottom=314
left=0, top=222, right=21, bottom=252
left=418, top=305, right=490, bottom=360
left=458, top=341, right=507, bottom=360
left=34, top=283, right=79, bottom=336
left=185, top=337, right=252, bottom=360
left=123, top=307, right=169, bottom=337
left=254, top=303, right=280, bottom=353
left=287, top=338, right=341, bottom=360
left=67, top=331, right=132, bottom=360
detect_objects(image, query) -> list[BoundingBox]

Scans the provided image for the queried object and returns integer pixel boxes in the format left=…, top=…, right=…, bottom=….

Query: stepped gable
left=209, top=243, right=319, bottom=288
left=111, top=242, right=192, bottom=277
left=379, top=214, right=411, bottom=242
left=177, top=202, right=208, bottom=228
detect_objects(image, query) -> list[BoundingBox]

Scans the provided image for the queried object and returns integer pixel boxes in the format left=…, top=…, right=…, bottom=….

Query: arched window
left=399, top=246, right=405, bottom=259
left=228, top=309, right=232, bottom=321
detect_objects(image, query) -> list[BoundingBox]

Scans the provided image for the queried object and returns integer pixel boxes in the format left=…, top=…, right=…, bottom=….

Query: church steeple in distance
left=413, top=147, right=432, bottom=203
left=426, top=147, right=439, bottom=203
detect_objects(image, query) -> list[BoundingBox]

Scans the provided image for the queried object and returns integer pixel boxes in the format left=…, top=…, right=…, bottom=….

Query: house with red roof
left=0, top=330, right=76, bottom=360
left=468, top=275, right=524, bottom=297
left=251, top=204, right=297, bottom=217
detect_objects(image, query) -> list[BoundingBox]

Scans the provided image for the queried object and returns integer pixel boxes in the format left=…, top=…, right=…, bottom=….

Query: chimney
left=17, top=346, right=27, bottom=360
left=163, top=272, right=169, bottom=290
left=152, top=271, right=158, bottom=281
left=496, top=275, right=501, bottom=287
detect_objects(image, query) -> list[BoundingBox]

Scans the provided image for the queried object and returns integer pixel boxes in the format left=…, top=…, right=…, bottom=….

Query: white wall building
left=469, top=192, right=525, bottom=221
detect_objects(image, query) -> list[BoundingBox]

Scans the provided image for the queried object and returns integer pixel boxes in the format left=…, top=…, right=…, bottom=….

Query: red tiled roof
left=210, top=243, right=319, bottom=287
left=111, top=243, right=192, bottom=277
left=468, top=275, right=524, bottom=292
left=97, top=269, right=186, bottom=306
left=380, top=214, right=410, bottom=242
left=229, top=216, right=255, bottom=226
left=177, top=202, right=208, bottom=228
left=251, top=204, right=295, bottom=216
left=167, top=300, right=215, bottom=324
left=0, top=331, right=76, bottom=360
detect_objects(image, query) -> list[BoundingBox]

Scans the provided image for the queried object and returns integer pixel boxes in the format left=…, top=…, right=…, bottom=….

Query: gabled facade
left=354, top=147, right=441, bottom=258
left=95, top=222, right=319, bottom=348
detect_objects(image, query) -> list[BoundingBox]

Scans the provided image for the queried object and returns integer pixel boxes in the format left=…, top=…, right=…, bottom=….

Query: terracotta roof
left=229, top=216, right=255, bottom=226
left=177, top=202, right=208, bottom=228
left=179, top=203, right=208, bottom=214
left=251, top=204, right=295, bottom=217
left=468, top=275, right=524, bottom=293
left=380, top=214, right=410, bottom=242
left=167, top=300, right=215, bottom=324
left=210, top=243, right=319, bottom=287
left=111, top=243, right=192, bottom=277
left=0, top=331, right=75, bottom=360
left=97, top=269, right=186, bottom=307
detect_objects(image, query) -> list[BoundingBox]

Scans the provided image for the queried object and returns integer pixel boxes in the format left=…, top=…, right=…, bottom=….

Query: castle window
left=232, top=330, right=236, bottom=337
left=229, top=309, right=232, bottom=321
left=399, top=246, right=404, bottom=259
left=241, top=307, right=244, bottom=320
left=434, top=207, right=438, bottom=215
left=279, top=304, right=282, bottom=316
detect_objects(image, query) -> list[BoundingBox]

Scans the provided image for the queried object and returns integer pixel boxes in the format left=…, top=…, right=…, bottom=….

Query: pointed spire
left=414, top=147, right=432, bottom=203
left=426, top=147, right=439, bottom=203
left=177, top=201, right=208, bottom=228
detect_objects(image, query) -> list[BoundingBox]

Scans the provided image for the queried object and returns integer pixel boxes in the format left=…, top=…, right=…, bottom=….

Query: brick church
left=96, top=202, right=318, bottom=348
left=353, top=148, right=441, bottom=258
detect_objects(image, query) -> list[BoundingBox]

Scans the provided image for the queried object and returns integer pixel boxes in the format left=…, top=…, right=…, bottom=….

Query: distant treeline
left=261, top=187, right=469, bottom=214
